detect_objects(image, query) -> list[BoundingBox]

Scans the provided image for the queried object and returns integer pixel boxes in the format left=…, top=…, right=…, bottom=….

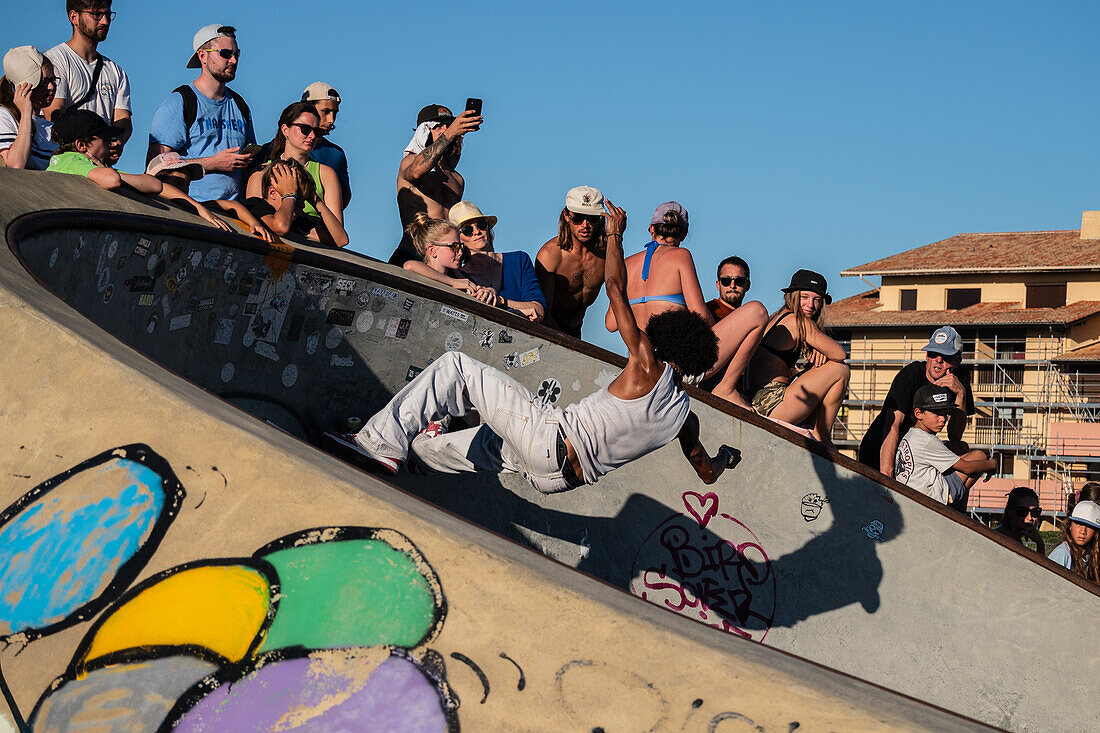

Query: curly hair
left=645, top=310, right=718, bottom=377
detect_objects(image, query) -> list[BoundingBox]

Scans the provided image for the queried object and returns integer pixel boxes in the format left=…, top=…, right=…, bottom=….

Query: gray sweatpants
left=356, top=352, right=573, bottom=493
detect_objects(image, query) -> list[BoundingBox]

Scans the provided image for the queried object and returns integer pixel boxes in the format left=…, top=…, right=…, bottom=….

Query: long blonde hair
left=779, top=290, right=828, bottom=357
left=406, top=212, right=458, bottom=263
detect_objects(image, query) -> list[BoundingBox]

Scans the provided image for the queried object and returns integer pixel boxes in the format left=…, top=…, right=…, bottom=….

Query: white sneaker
left=323, top=431, right=400, bottom=475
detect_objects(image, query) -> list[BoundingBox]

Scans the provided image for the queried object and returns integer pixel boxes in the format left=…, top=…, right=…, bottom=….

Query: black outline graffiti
left=451, top=652, right=489, bottom=703
left=499, top=652, right=525, bottom=691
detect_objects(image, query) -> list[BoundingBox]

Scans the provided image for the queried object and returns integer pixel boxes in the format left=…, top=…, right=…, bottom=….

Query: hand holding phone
left=465, top=97, right=483, bottom=116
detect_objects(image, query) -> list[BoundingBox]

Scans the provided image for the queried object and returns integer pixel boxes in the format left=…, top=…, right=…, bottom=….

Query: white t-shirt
left=45, top=43, right=131, bottom=123
left=894, top=427, right=964, bottom=504
left=0, top=108, right=57, bottom=170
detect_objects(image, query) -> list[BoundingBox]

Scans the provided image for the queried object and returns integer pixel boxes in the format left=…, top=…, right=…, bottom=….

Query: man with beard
left=147, top=23, right=256, bottom=202
left=858, top=325, right=975, bottom=477
left=43, top=1, right=131, bottom=148
left=535, top=185, right=609, bottom=338
left=707, top=256, right=752, bottom=321
left=389, top=103, right=482, bottom=265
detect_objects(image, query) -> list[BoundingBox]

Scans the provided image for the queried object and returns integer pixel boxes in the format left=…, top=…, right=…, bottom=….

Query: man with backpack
left=43, top=2, right=132, bottom=148
left=147, top=23, right=255, bottom=202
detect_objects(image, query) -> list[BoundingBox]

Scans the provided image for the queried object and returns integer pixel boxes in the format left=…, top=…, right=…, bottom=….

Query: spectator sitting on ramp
left=858, top=325, right=974, bottom=477
left=994, top=486, right=1045, bottom=554
left=327, top=200, right=740, bottom=492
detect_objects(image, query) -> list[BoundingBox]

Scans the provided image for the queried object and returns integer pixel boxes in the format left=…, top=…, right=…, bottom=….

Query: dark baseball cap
left=781, top=269, right=832, bottom=304
left=52, top=109, right=124, bottom=145
left=913, top=384, right=956, bottom=413
left=416, top=104, right=454, bottom=127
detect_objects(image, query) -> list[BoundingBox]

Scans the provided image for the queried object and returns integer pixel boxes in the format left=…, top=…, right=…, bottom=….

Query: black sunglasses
left=1012, top=506, right=1042, bottom=519
left=431, top=241, right=464, bottom=255
left=719, top=276, right=750, bottom=288
left=460, top=219, right=490, bottom=236
left=568, top=212, right=603, bottom=226
left=290, top=122, right=320, bottom=137
left=204, top=48, right=241, bottom=60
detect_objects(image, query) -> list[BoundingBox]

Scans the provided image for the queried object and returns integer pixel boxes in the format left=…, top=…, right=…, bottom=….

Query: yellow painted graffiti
left=80, top=564, right=270, bottom=668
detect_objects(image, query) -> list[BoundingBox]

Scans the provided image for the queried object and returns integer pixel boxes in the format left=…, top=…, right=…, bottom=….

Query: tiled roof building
left=831, top=213, right=1100, bottom=521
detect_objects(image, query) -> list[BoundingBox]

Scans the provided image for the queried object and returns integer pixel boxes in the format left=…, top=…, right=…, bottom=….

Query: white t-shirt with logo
left=0, top=109, right=56, bottom=170
left=45, top=43, right=131, bottom=124
left=894, top=427, right=965, bottom=504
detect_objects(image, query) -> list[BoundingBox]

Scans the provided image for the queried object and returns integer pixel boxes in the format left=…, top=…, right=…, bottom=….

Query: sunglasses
left=719, top=276, right=750, bottom=288
left=568, top=212, right=603, bottom=226
left=1012, top=506, right=1042, bottom=519
left=431, top=241, right=464, bottom=255
left=290, top=123, right=320, bottom=137
left=204, top=48, right=241, bottom=60
left=459, top=219, right=490, bottom=236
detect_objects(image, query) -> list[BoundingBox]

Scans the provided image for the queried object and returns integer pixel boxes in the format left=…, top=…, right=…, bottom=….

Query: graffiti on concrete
left=800, top=493, right=828, bottom=522
left=630, top=491, right=775, bottom=641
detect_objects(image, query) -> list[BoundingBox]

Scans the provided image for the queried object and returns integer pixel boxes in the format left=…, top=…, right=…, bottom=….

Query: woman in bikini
left=745, top=269, right=850, bottom=445
left=605, top=201, right=767, bottom=409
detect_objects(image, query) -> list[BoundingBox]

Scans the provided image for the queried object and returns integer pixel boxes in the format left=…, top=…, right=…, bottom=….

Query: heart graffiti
left=681, top=491, right=719, bottom=528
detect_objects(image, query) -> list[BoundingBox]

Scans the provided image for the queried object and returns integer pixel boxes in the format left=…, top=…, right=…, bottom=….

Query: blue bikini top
left=628, top=241, right=688, bottom=306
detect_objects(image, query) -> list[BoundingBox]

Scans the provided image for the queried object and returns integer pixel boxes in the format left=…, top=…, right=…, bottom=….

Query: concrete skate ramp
left=0, top=169, right=1094, bottom=730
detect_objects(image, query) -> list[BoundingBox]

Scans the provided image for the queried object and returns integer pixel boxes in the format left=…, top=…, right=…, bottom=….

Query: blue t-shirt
left=500, top=251, right=547, bottom=309
left=310, top=137, right=350, bottom=203
left=148, top=84, right=255, bottom=202
left=1048, top=542, right=1072, bottom=570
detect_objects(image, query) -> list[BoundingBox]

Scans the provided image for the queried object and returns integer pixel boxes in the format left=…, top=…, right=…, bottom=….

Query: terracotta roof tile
left=827, top=290, right=1100, bottom=328
left=1055, top=341, right=1100, bottom=362
left=842, top=230, right=1100, bottom=275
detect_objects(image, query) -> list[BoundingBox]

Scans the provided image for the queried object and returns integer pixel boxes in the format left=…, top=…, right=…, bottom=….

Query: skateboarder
left=328, top=201, right=739, bottom=492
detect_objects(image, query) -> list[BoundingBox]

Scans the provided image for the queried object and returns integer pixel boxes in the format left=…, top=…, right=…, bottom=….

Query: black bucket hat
left=782, top=269, right=832, bottom=304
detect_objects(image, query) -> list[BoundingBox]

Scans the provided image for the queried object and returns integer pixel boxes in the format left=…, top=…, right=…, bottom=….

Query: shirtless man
left=389, top=104, right=482, bottom=265
left=535, top=185, right=609, bottom=338
left=328, top=201, right=740, bottom=492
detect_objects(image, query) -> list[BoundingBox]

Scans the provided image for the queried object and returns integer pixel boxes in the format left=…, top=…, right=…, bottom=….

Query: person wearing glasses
left=707, top=256, right=752, bottom=321
left=400, top=213, right=496, bottom=304
left=995, top=487, right=1045, bottom=554
left=0, top=46, right=58, bottom=169
left=449, top=201, right=546, bottom=322
left=389, top=103, right=482, bottom=266
left=858, top=325, right=975, bottom=477
left=246, top=102, right=344, bottom=231
left=605, top=201, right=768, bottom=409
left=43, top=2, right=131, bottom=150
left=535, top=185, right=611, bottom=338
left=148, top=23, right=256, bottom=202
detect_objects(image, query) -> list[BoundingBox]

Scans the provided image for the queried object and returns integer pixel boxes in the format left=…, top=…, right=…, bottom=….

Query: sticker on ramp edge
left=440, top=305, right=469, bottom=322
left=406, top=365, right=424, bottom=382
left=327, top=308, right=355, bottom=326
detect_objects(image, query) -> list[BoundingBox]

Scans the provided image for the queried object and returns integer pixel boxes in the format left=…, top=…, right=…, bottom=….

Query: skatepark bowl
left=0, top=168, right=1096, bottom=731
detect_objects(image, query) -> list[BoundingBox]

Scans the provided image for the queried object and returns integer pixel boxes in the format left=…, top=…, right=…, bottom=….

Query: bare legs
left=768, top=361, right=850, bottom=445
left=707, top=301, right=767, bottom=409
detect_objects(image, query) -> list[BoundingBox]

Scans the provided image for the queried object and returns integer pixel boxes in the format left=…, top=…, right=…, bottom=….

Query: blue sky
left=6, top=1, right=1099, bottom=353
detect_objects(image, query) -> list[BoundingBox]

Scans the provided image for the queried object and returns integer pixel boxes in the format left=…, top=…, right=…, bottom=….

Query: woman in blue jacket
left=449, top=201, right=546, bottom=323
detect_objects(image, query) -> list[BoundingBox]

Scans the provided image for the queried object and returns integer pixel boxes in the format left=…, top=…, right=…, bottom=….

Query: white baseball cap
left=1069, top=500, right=1100, bottom=530
left=565, top=185, right=605, bottom=216
left=187, top=24, right=236, bottom=69
left=3, top=46, right=45, bottom=88
left=302, top=81, right=341, bottom=103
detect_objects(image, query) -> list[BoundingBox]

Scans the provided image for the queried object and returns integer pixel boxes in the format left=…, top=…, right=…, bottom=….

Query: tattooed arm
left=400, top=111, right=482, bottom=183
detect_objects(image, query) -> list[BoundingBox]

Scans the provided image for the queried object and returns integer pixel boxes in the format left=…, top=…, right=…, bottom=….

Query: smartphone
left=465, top=98, right=483, bottom=116
left=241, top=144, right=262, bottom=155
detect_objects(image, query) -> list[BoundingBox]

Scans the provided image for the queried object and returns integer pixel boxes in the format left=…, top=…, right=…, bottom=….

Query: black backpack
left=173, top=84, right=252, bottom=144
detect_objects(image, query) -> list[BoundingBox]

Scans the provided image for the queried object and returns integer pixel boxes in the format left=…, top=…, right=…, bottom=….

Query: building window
left=900, top=289, right=917, bottom=311
left=946, top=288, right=981, bottom=310
left=1025, top=283, right=1066, bottom=309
